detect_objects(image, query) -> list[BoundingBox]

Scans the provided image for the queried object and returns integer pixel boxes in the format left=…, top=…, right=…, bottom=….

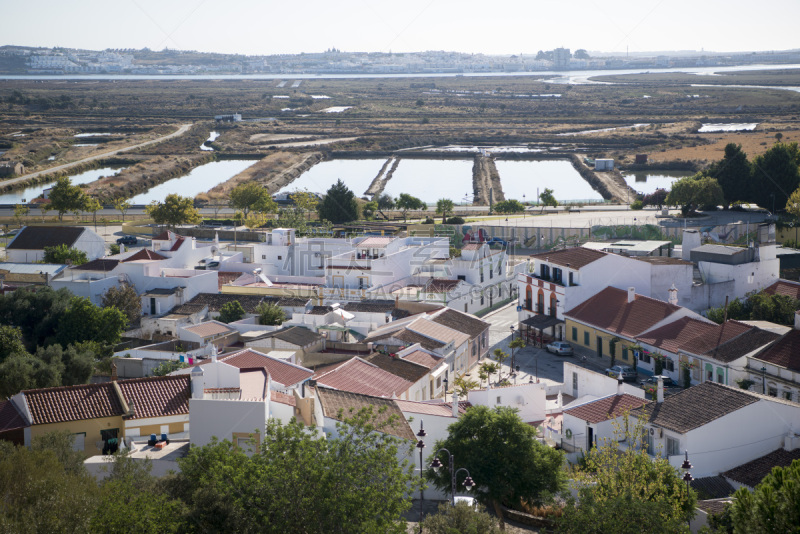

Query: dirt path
left=2, top=123, right=193, bottom=187
left=205, top=151, right=324, bottom=200
left=472, top=155, right=504, bottom=204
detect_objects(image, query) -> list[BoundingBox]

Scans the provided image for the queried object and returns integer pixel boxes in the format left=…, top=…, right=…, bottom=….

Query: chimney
left=452, top=392, right=459, bottom=418
left=627, top=287, right=636, bottom=304
left=111, top=362, right=118, bottom=381
left=783, top=431, right=799, bottom=452
left=617, top=371, right=624, bottom=396
left=681, top=230, right=701, bottom=261
left=191, top=366, right=204, bottom=399
left=656, top=375, right=664, bottom=403
left=668, top=284, right=678, bottom=306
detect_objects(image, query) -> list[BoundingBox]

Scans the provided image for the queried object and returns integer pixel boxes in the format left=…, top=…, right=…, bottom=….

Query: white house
left=467, top=382, right=547, bottom=424
left=6, top=226, right=106, bottom=263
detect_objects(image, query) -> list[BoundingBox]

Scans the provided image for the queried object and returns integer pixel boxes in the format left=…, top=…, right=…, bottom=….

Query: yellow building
left=9, top=375, right=190, bottom=456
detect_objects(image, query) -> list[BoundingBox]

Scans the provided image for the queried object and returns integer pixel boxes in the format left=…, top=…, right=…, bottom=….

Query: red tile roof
left=152, top=230, right=177, bottom=241
left=400, top=350, right=444, bottom=369
left=24, top=383, right=124, bottom=425
left=72, top=258, right=120, bottom=271
left=122, top=249, right=168, bottom=262
left=761, top=279, right=800, bottom=300
left=183, top=321, right=235, bottom=338
left=565, top=394, right=650, bottom=424
left=636, top=318, right=752, bottom=356
left=531, top=247, right=607, bottom=269
left=723, top=448, right=800, bottom=488
left=217, top=271, right=244, bottom=290
left=565, top=286, right=682, bottom=338
left=271, top=390, right=297, bottom=407
left=117, top=375, right=190, bottom=420
left=219, top=348, right=313, bottom=387
left=0, top=400, right=26, bottom=432
left=752, top=329, right=800, bottom=372
left=314, top=358, right=413, bottom=398
left=168, top=237, right=185, bottom=252
left=357, top=236, right=395, bottom=248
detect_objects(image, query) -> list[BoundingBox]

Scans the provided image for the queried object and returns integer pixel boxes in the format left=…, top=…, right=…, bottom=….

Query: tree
left=152, top=360, right=189, bottom=376
left=38, top=200, right=52, bottom=223
left=453, top=372, right=479, bottom=396
left=290, top=189, right=318, bottom=219
left=170, top=409, right=418, bottom=533
left=230, top=182, right=272, bottom=218
left=786, top=185, right=800, bottom=220
left=480, top=360, right=500, bottom=385
left=0, top=352, right=58, bottom=399
left=32, top=429, right=88, bottom=476
left=0, top=325, right=27, bottom=364
left=376, top=193, right=395, bottom=219
left=539, top=188, right=558, bottom=210
left=428, top=406, right=565, bottom=526
left=492, top=348, right=509, bottom=378
left=318, top=179, right=359, bottom=224
left=218, top=300, right=246, bottom=324
left=362, top=200, right=378, bottom=220
left=0, top=285, right=74, bottom=349
left=83, top=196, right=102, bottom=229
left=728, top=459, right=800, bottom=533
left=558, top=417, right=696, bottom=534
left=509, top=336, right=526, bottom=369
left=422, top=501, right=502, bottom=534
left=43, top=243, right=89, bottom=265
left=145, top=193, right=201, bottom=228
left=493, top=199, right=525, bottom=214
left=642, top=188, right=669, bottom=210
left=706, top=143, right=752, bottom=207
left=750, top=142, right=800, bottom=212
left=395, top=193, right=426, bottom=222
left=13, top=203, right=28, bottom=227
left=574, top=49, right=591, bottom=59
left=436, top=198, right=455, bottom=223
left=57, top=296, right=127, bottom=347
left=666, top=175, right=724, bottom=215
left=255, top=301, right=286, bottom=326
left=243, top=211, right=269, bottom=229
left=101, top=283, right=142, bottom=327
left=112, top=197, right=131, bottom=222
left=49, top=176, right=86, bottom=221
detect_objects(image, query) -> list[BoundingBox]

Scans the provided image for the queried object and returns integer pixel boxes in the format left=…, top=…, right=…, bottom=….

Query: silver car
left=546, top=341, right=573, bottom=356
left=606, top=365, right=637, bottom=382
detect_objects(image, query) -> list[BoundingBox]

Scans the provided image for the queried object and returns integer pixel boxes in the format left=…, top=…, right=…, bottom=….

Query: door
left=588, top=427, right=594, bottom=450
left=596, top=336, right=603, bottom=357
left=150, top=297, right=156, bottom=315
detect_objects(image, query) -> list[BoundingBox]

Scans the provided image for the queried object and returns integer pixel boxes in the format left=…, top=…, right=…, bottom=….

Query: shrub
left=630, top=200, right=644, bottom=210
left=445, top=216, right=465, bottom=224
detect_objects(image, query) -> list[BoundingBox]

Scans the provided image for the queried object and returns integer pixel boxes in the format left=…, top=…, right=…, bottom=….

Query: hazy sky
left=3, top=0, right=797, bottom=56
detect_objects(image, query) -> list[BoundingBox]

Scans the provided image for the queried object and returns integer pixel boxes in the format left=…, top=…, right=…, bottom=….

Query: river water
left=130, top=160, right=257, bottom=204
left=0, top=166, right=127, bottom=204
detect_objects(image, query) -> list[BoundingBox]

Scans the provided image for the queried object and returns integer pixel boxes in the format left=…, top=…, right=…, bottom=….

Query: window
left=572, top=327, right=577, bottom=341
left=583, top=332, right=589, bottom=346
left=666, top=437, right=680, bottom=457
left=784, top=391, right=793, bottom=401
left=262, top=254, right=266, bottom=259
left=540, top=264, right=550, bottom=280
left=644, top=431, right=654, bottom=456
left=472, top=344, right=477, bottom=356
left=481, top=294, right=485, bottom=306
left=665, top=359, right=675, bottom=372
left=457, top=275, right=466, bottom=281
left=706, top=369, right=713, bottom=382
left=622, top=347, right=628, bottom=361
left=768, top=387, right=778, bottom=397
left=482, top=333, right=487, bottom=348
left=480, top=269, right=484, bottom=283
left=716, top=369, right=725, bottom=383
left=496, top=396, right=502, bottom=404
left=277, top=255, right=282, bottom=260
left=568, top=271, right=574, bottom=285
left=436, top=377, right=441, bottom=388
left=553, top=267, right=562, bottom=284
left=639, top=352, right=651, bottom=364
left=573, top=372, right=578, bottom=396
left=464, top=304, right=468, bottom=313
left=71, top=432, right=86, bottom=452
left=489, top=264, right=493, bottom=279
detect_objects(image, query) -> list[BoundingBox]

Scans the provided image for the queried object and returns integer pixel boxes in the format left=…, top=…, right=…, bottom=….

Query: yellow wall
left=565, top=319, right=635, bottom=364
left=31, top=416, right=124, bottom=457
left=126, top=421, right=186, bottom=439
left=776, top=226, right=800, bottom=245
left=221, top=284, right=321, bottom=303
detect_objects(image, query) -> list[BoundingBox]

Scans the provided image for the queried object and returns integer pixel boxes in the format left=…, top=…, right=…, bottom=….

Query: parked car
left=605, top=365, right=638, bottom=382
left=116, top=235, right=137, bottom=245
left=640, top=375, right=676, bottom=387
left=546, top=341, right=573, bottom=356
left=206, top=260, right=220, bottom=270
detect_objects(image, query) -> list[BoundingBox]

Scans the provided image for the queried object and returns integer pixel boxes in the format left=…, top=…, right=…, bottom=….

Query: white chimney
left=452, top=392, right=459, bottom=418
left=617, top=371, right=624, bottom=396
left=682, top=230, right=701, bottom=261
left=627, top=287, right=636, bottom=304
left=784, top=432, right=800, bottom=452
left=191, top=366, right=204, bottom=399
left=656, top=375, right=665, bottom=403
left=668, top=284, right=678, bottom=306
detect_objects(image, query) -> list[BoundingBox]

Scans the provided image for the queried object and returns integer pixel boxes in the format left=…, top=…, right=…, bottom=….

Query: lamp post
left=681, top=451, right=693, bottom=528
left=761, top=366, right=767, bottom=394
left=443, top=376, right=449, bottom=402
left=430, top=448, right=476, bottom=506
left=416, top=421, right=427, bottom=533
left=514, top=365, right=520, bottom=384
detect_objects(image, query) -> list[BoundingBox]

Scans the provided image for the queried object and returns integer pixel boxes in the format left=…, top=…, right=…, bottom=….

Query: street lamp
left=430, top=448, right=476, bottom=506
left=443, top=376, right=449, bottom=402
left=514, top=365, right=520, bottom=384
left=681, top=451, right=693, bottom=527
left=416, top=421, right=427, bottom=533
left=761, top=366, right=767, bottom=394
left=509, top=325, right=516, bottom=371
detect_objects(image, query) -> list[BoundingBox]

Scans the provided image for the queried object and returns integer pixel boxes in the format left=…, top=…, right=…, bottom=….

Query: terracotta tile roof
left=122, top=249, right=168, bottom=262
left=217, top=271, right=244, bottom=290
left=531, top=247, right=607, bottom=269
left=183, top=321, right=235, bottom=338
left=704, top=328, right=780, bottom=363
left=752, top=329, right=800, bottom=372
left=565, top=286, right=682, bottom=338
left=170, top=303, right=207, bottom=316
left=564, top=394, right=650, bottom=424
left=271, top=390, right=297, bottom=406
left=72, top=258, right=120, bottom=271
left=723, top=448, right=800, bottom=488
left=0, top=400, right=26, bottom=432
left=696, top=499, right=733, bottom=516
left=24, top=383, right=124, bottom=425
left=394, top=399, right=470, bottom=417
left=117, top=375, right=190, bottom=420
left=357, top=236, right=395, bottom=248
left=364, top=352, right=430, bottom=383
left=400, top=350, right=444, bottom=369
left=761, top=279, right=800, bottom=299
left=168, top=237, right=185, bottom=252
left=690, top=476, right=735, bottom=500
left=7, top=226, right=84, bottom=250
left=152, top=230, right=177, bottom=241
left=636, top=318, right=752, bottom=356
left=630, top=382, right=758, bottom=434
left=425, top=278, right=462, bottom=293
left=308, top=305, right=334, bottom=315
left=315, top=386, right=415, bottom=440
left=314, top=358, right=413, bottom=398
left=431, top=308, right=490, bottom=338
left=409, top=317, right=470, bottom=347
left=187, top=292, right=309, bottom=312
left=366, top=327, right=447, bottom=352
left=342, top=300, right=396, bottom=313
left=219, top=348, right=313, bottom=387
